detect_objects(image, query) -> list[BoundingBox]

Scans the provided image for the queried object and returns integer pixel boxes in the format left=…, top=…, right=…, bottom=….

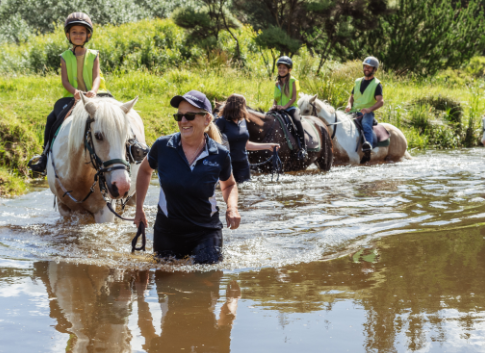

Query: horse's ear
left=309, top=94, right=318, bottom=103
left=81, top=93, right=98, bottom=117
left=120, top=96, right=138, bottom=114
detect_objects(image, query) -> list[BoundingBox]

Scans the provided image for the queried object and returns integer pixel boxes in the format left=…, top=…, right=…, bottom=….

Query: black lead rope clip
left=131, top=223, right=146, bottom=253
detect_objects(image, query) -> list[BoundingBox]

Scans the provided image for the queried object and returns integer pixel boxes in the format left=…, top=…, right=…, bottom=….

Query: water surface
left=1, top=149, right=485, bottom=352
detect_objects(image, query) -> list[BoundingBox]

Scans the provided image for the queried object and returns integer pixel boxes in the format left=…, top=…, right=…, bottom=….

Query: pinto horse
left=46, top=95, right=146, bottom=223
left=298, top=94, right=410, bottom=165
left=214, top=103, right=333, bottom=172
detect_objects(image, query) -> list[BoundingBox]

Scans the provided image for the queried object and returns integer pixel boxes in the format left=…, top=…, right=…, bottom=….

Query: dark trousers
left=232, top=159, right=251, bottom=183
left=153, top=209, right=223, bottom=264
left=43, top=97, right=74, bottom=149
left=286, top=108, right=306, bottom=148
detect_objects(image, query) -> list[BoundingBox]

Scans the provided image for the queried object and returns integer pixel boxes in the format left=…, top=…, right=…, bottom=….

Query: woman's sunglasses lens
left=173, top=113, right=198, bottom=122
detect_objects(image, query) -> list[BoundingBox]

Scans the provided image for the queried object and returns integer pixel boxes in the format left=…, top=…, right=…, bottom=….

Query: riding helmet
left=363, top=56, right=379, bottom=69
left=64, top=12, right=93, bottom=42
left=276, top=56, right=293, bottom=68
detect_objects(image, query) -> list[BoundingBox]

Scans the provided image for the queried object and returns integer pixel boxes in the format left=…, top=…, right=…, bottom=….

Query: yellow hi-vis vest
left=61, top=49, right=108, bottom=98
left=274, top=76, right=300, bottom=109
left=351, top=77, right=381, bottom=113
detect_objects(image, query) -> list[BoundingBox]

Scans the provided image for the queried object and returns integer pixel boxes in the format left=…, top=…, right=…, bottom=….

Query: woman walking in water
left=134, top=90, right=240, bottom=264
left=215, top=94, right=280, bottom=183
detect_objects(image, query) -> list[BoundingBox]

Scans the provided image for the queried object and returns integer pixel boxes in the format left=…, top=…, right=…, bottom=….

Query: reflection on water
left=1, top=226, right=485, bottom=352
left=1, top=149, right=485, bottom=351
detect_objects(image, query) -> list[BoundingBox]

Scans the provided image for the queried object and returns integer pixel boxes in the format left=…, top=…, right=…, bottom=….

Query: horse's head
left=69, top=95, right=138, bottom=199
left=298, top=93, right=336, bottom=123
left=482, top=116, right=485, bottom=146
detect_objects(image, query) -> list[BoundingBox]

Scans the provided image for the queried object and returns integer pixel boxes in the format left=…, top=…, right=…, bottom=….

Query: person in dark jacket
left=215, top=94, right=279, bottom=183
left=134, top=90, right=240, bottom=264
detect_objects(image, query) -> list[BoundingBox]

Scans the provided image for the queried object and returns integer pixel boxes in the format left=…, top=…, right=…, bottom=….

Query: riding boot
left=360, top=141, right=372, bottom=164
left=28, top=150, right=48, bottom=175
left=294, top=121, right=308, bottom=161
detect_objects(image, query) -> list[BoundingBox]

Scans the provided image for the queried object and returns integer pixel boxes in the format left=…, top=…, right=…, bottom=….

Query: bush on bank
left=0, top=19, right=485, bottom=197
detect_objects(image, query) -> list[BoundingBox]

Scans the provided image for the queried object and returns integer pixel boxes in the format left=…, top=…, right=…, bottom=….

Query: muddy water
left=1, top=149, right=485, bottom=352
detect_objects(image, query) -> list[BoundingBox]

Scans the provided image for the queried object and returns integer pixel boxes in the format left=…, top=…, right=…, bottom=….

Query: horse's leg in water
left=315, top=124, right=333, bottom=171
left=380, top=123, right=408, bottom=161
left=57, top=199, right=71, bottom=217
left=93, top=205, right=116, bottom=223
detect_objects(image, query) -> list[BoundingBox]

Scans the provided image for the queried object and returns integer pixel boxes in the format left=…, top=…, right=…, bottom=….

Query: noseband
left=309, top=102, right=338, bottom=140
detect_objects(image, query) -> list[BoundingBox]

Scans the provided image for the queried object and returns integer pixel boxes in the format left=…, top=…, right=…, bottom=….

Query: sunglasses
left=173, top=111, right=208, bottom=122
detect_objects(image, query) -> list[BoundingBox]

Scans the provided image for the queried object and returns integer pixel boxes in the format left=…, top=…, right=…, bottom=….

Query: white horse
left=298, top=94, right=411, bottom=165
left=47, top=95, right=145, bottom=223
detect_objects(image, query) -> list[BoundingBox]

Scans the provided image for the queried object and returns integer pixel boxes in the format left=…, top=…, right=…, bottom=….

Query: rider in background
left=215, top=94, right=280, bottom=183
left=271, top=56, right=307, bottom=160
left=28, top=12, right=109, bottom=174
left=345, top=56, right=384, bottom=156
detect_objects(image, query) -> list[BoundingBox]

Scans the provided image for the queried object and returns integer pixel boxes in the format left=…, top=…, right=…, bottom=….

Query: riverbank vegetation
left=1, top=1, right=485, bottom=196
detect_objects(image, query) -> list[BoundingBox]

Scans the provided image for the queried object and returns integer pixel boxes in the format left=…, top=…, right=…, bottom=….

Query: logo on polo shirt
left=203, top=159, right=219, bottom=167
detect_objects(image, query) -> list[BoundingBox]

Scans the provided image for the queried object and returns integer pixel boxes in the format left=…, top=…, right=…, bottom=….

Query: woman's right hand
left=268, top=143, right=280, bottom=151
left=74, top=90, right=81, bottom=101
left=134, top=207, right=148, bottom=228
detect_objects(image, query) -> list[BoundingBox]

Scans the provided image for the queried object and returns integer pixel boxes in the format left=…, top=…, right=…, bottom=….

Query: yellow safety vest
left=61, top=49, right=108, bottom=98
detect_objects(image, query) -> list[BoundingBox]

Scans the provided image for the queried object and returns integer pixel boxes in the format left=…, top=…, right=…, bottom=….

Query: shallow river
left=1, top=149, right=485, bottom=352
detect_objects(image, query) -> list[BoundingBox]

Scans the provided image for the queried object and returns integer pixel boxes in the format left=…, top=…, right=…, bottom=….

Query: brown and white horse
left=299, top=94, right=411, bottom=165
left=46, top=95, right=145, bottom=223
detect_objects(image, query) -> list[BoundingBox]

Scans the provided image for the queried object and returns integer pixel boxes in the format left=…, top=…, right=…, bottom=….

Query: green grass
left=1, top=19, right=485, bottom=196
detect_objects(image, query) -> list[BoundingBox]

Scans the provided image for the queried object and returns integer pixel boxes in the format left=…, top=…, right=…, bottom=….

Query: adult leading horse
left=298, top=94, right=410, bottom=165
left=46, top=95, right=146, bottom=223
left=214, top=103, right=333, bottom=172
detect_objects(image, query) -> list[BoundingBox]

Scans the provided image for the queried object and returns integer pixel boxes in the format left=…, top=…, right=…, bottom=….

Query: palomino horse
left=46, top=95, right=146, bottom=223
left=298, top=94, right=410, bottom=165
left=214, top=103, right=333, bottom=172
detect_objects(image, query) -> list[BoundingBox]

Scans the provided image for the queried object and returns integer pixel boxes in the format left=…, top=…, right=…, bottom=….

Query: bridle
left=309, top=102, right=338, bottom=140
left=51, top=117, right=144, bottom=220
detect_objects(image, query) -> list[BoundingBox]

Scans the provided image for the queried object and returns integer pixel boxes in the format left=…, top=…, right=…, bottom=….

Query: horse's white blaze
left=47, top=96, right=145, bottom=223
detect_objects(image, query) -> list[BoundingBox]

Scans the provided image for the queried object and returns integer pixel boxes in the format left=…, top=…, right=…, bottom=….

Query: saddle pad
left=302, top=118, right=321, bottom=152
left=273, top=113, right=321, bottom=152
left=373, top=124, right=391, bottom=147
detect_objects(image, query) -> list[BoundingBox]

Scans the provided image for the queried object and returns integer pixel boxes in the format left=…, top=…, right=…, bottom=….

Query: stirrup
left=297, top=148, right=308, bottom=161
left=28, top=154, right=47, bottom=175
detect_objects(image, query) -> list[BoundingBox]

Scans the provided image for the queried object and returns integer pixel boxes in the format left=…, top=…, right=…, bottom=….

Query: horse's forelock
left=68, top=98, right=132, bottom=154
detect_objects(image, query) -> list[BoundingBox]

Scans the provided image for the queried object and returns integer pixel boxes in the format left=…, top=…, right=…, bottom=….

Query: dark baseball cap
left=170, top=90, right=212, bottom=114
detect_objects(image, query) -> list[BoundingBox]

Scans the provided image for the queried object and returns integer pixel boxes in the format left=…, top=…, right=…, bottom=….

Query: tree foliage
left=172, top=0, right=242, bottom=60
left=352, top=0, right=485, bottom=75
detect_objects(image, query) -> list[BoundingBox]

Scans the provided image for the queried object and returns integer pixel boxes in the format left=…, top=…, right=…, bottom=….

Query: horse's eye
left=94, top=132, right=103, bottom=141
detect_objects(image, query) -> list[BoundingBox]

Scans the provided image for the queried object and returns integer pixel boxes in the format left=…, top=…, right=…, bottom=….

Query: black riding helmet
left=276, top=56, right=293, bottom=68
left=64, top=12, right=94, bottom=45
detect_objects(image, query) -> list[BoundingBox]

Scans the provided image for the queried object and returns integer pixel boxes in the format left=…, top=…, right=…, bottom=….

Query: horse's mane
left=246, top=107, right=267, bottom=118
left=68, top=97, right=133, bottom=154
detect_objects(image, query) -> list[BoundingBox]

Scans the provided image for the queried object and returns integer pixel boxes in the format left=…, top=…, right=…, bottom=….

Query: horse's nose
left=111, top=180, right=130, bottom=198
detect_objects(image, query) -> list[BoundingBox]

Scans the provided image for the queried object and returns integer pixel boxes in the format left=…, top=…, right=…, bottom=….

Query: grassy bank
left=1, top=19, right=485, bottom=197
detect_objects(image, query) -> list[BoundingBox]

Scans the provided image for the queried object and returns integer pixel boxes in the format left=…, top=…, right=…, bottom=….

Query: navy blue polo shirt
left=214, top=117, right=250, bottom=162
left=147, top=133, right=232, bottom=231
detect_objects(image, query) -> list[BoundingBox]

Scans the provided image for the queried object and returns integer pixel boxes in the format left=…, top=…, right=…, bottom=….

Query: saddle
left=272, top=111, right=321, bottom=152
left=353, top=115, right=390, bottom=150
